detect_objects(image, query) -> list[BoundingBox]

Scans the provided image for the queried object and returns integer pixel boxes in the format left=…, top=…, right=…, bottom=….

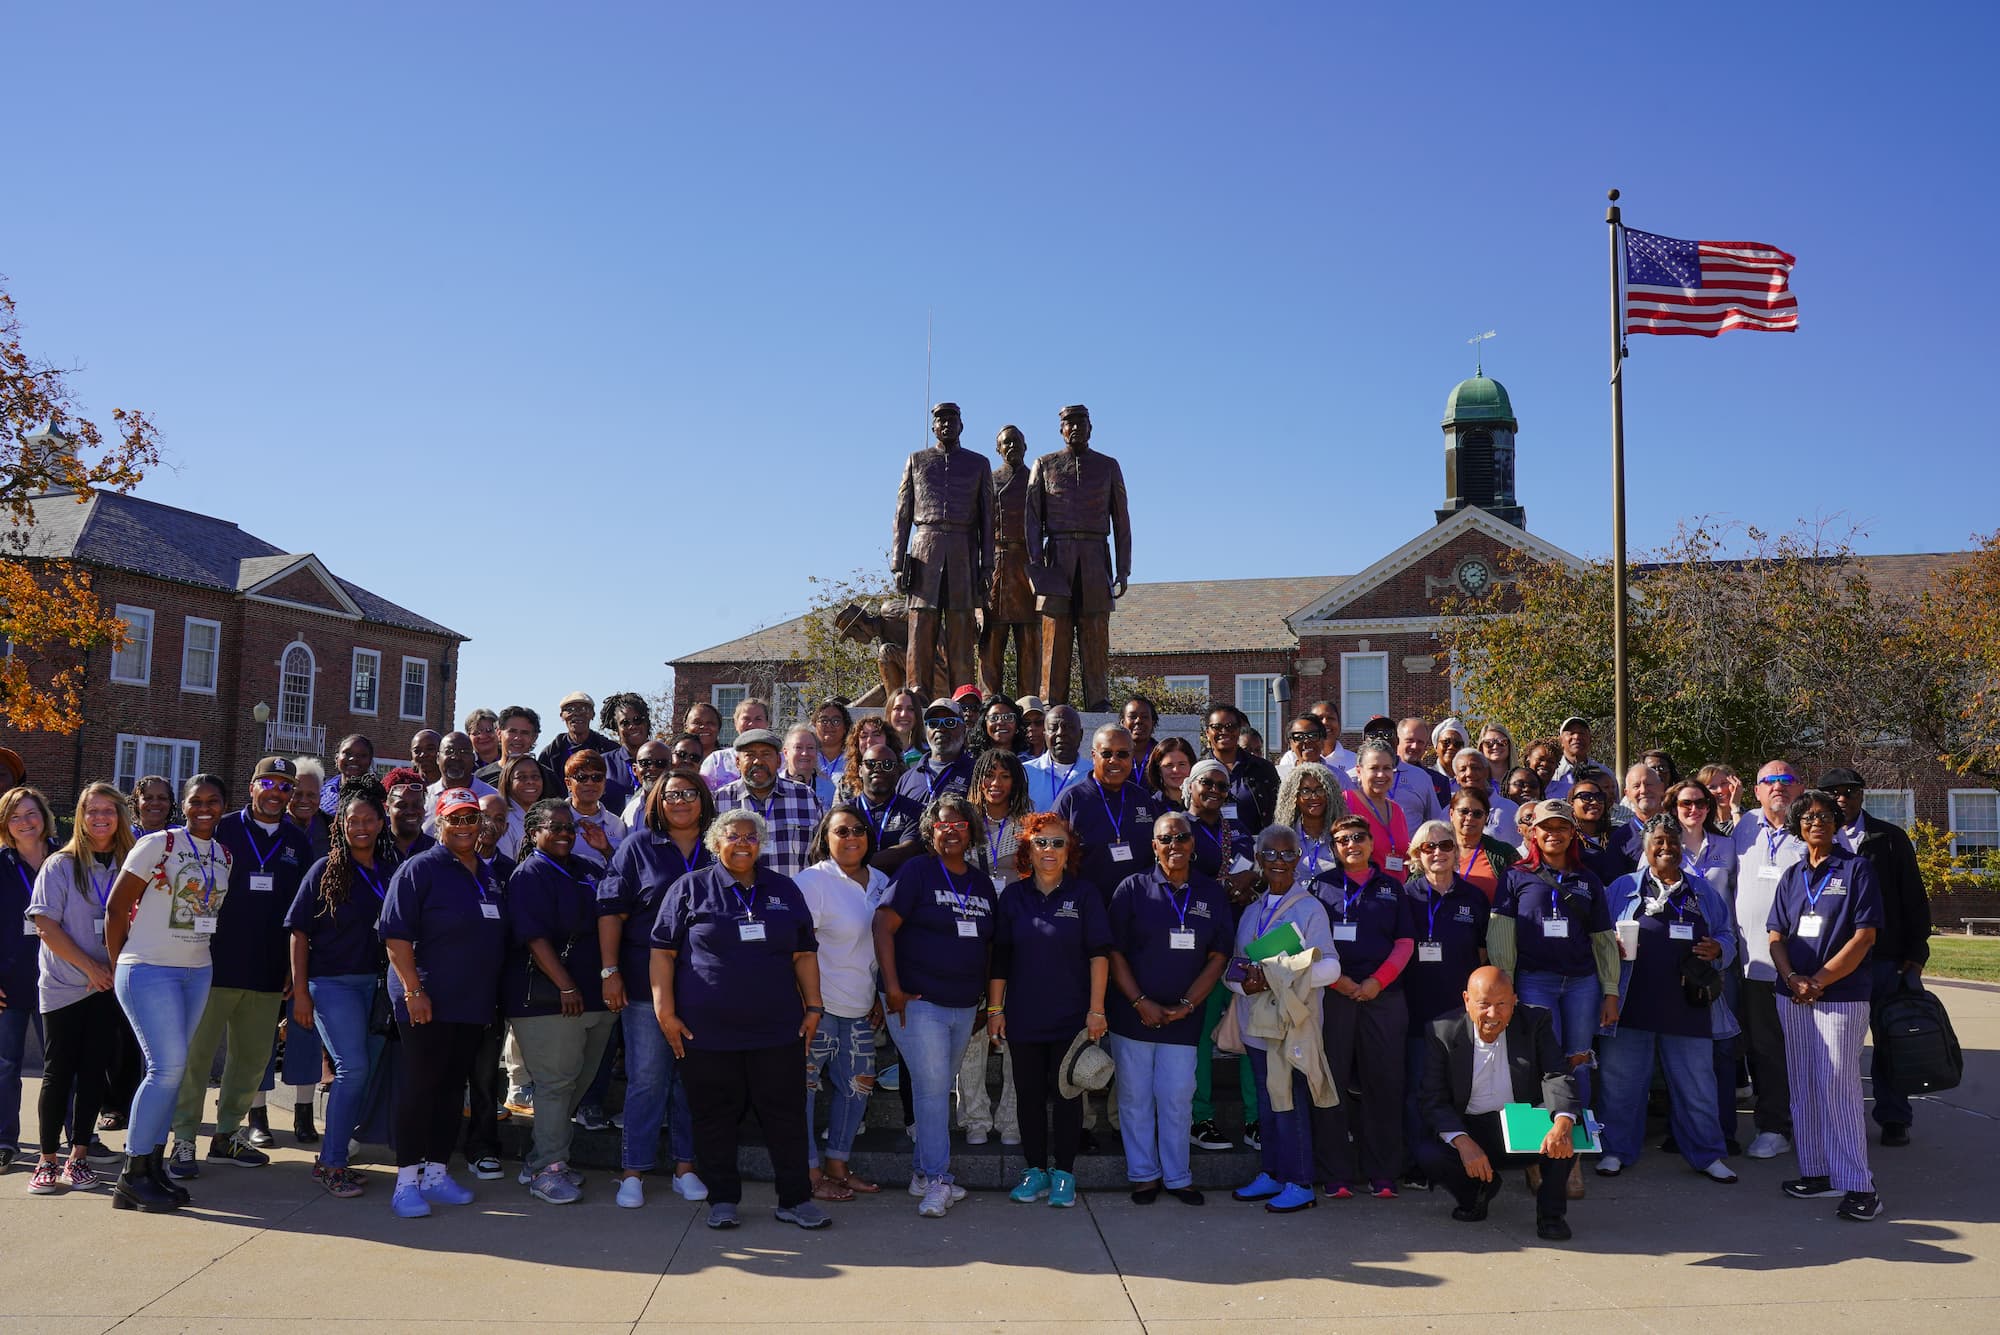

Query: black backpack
left=1871, top=977, right=1962, bottom=1095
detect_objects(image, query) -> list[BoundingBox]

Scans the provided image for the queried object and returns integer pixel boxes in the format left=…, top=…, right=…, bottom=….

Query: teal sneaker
left=1009, top=1167, right=1050, bottom=1203
left=1048, top=1170, right=1077, bottom=1208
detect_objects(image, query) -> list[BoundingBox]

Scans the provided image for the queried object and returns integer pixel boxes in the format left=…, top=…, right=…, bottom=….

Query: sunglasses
left=635, top=758, right=671, bottom=772
left=1155, top=832, right=1193, bottom=846
left=829, top=825, right=870, bottom=839
left=1332, top=834, right=1371, bottom=847
left=543, top=823, right=578, bottom=835
left=933, top=819, right=970, bottom=831
left=1675, top=798, right=1710, bottom=809
left=1287, top=731, right=1327, bottom=744
left=1096, top=749, right=1132, bottom=760
left=571, top=773, right=606, bottom=784
left=1194, top=778, right=1230, bottom=791
left=1030, top=837, right=1069, bottom=850
left=1572, top=792, right=1606, bottom=804
left=925, top=716, right=963, bottom=730
left=1412, top=840, right=1455, bottom=854
left=254, top=777, right=294, bottom=793
left=1758, top=774, right=1800, bottom=786
left=441, top=813, right=480, bottom=828
left=861, top=759, right=900, bottom=772
left=1258, top=849, right=1301, bottom=863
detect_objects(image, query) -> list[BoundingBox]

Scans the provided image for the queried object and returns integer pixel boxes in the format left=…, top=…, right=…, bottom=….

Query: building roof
left=1631, top=551, right=1973, bottom=604
left=15, top=489, right=465, bottom=640
left=1442, top=374, right=1516, bottom=427
left=671, top=574, right=1347, bottom=666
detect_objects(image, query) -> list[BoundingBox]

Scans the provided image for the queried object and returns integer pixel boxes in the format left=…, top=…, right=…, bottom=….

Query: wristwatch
left=804, top=1004, right=825, bottom=1015
left=600, top=966, right=620, bottom=979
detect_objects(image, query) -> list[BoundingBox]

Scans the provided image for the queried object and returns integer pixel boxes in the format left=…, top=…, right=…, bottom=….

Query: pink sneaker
left=61, top=1158, right=101, bottom=1190
left=29, top=1161, right=64, bottom=1195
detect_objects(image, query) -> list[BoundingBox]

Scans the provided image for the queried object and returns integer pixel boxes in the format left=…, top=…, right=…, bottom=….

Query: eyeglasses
left=1257, top=849, right=1300, bottom=863
left=1798, top=810, right=1837, bottom=826
left=1287, top=730, right=1326, bottom=745
left=933, top=818, right=970, bottom=831
left=829, top=826, right=870, bottom=839
left=1155, top=832, right=1193, bottom=845
left=1758, top=774, right=1799, bottom=786
left=1572, top=792, right=1606, bottom=804
left=925, top=716, right=963, bottom=730
left=861, top=759, right=900, bottom=772
left=1030, top=837, right=1070, bottom=850
left=441, top=813, right=480, bottom=828
left=1096, top=749, right=1131, bottom=760
left=254, top=778, right=294, bottom=794
left=1413, top=840, right=1455, bottom=854
left=661, top=789, right=701, bottom=804
left=1332, top=834, right=1371, bottom=847
left=1204, top=722, right=1233, bottom=733
left=722, top=830, right=758, bottom=844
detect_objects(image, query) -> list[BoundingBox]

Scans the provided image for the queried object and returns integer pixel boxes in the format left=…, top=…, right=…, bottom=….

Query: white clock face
left=1457, top=559, right=1491, bottom=594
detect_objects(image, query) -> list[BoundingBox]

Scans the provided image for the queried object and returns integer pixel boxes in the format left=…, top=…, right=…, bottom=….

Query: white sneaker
left=908, top=1173, right=932, bottom=1197
left=1000, top=1130, right=1022, bottom=1146
left=673, top=1171, right=708, bottom=1201
left=965, top=1127, right=989, bottom=1146
left=1704, top=1160, right=1740, bottom=1183
left=1746, top=1132, right=1793, bottom=1160
left=1595, top=1154, right=1624, bottom=1176
left=918, top=1178, right=954, bottom=1217
left=616, top=1176, right=645, bottom=1209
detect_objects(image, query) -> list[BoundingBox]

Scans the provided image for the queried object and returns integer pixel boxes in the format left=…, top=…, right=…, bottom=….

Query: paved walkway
left=4, top=978, right=1996, bottom=1334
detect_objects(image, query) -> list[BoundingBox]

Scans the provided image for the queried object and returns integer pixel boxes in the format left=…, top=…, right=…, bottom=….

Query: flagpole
left=1606, top=188, right=1630, bottom=780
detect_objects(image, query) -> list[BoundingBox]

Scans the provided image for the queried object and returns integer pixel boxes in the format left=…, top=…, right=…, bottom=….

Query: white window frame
left=180, top=616, right=221, bottom=694
left=1862, top=789, right=1915, bottom=829
left=110, top=605, right=154, bottom=685
left=1947, top=789, right=2000, bottom=858
left=712, top=684, right=749, bottom=745
left=114, top=733, right=201, bottom=791
left=350, top=648, right=381, bottom=716
left=399, top=656, right=429, bottom=722
left=277, top=639, right=316, bottom=730
left=1340, top=652, right=1390, bottom=732
left=774, top=681, right=811, bottom=728
left=1164, top=674, right=1209, bottom=699
left=1234, top=674, right=1283, bottom=745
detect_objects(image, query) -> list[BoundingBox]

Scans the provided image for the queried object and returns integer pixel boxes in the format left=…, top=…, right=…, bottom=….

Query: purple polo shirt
left=1107, top=868, right=1232, bottom=1045
left=1400, top=874, right=1491, bottom=1024
left=1497, top=863, right=1612, bottom=978
left=503, top=851, right=607, bottom=1017
left=1052, top=778, right=1159, bottom=900
left=1309, top=866, right=1415, bottom=983
left=1767, top=847, right=1882, bottom=1004
left=991, top=876, right=1112, bottom=1043
left=884, top=854, right=996, bottom=1009
left=284, top=856, right=388, bottom=979
left=598, top=830, right=712, bottom=991
left=376, top=843, right=507, bottom=1027
left=895, top=752, right=975, bottom=806
left=210, top=809, right=315, bottom=992
left=650, top=863, right=816, bottom=1051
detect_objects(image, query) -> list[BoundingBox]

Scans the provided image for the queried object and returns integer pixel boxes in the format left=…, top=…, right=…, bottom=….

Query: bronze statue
left=1025, top=404, right=1130, bottom=711
left=833, top=599, right=948, bottom=708
left=891, top=402, right=992, bottom=700
left=979, top=425, right=1042, bottom=700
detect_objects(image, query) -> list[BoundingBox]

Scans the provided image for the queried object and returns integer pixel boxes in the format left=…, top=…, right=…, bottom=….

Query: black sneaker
left=0, top=1146, right=16, bottom=1172
left=1242, top=1122, right=1262, bottom=1150
left=1880, top=1123, right=1910, bottom=1148
left=1782, top=1175, right=1840, bottom=1199
left=79, top=1138, right=122, bottom=1168
left=1536, top=1214, right=1573, bottom=1242
left=208, top=1133, right=270, bottom=1167
left=1189, top=1120, right=1232, bottom=1151
left=1837, top=1190, right=1882, bottom=1221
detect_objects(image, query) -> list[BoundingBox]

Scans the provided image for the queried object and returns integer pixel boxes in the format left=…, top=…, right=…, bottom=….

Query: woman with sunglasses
left=1397, top=819, right=1491, bottom=1188
left=597, top=767, right=713, bottom=1209
left=795, top=804, right=887, bottom=1203
left=1308, top=814, right=1416, bottom=1199
left=1476, top=725, right=1515, bottom=781
left=563, top=750, right=625, bottom=872
left=1563, top=779, right=1636, bottom=888
left=1768, top=788, right=1883, bottom=1222
left=988, top=812, right=1109, bottom=1208
left=1225, top=824, right=1340, bottom=1215
left=1668, top=780, right=1737, bottom=901
left=963, top=749, right=1030, bottom=1147
left=1446, top=787, right=1519, bottom=904
left=874, top=794, right=995, bottom=1218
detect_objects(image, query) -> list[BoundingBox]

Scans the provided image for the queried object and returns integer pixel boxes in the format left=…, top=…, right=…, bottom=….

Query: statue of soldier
left=978, top=425, right=1042, bottom=700
left=891, top=402, right=992, bottom=701
left=1025, top=404, right=1130, bottom=711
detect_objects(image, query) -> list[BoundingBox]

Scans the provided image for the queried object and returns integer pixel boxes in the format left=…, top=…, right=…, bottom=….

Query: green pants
left=509, top=1011, right=617, bottom=1174
left=1192, top=987, right=1257, bottom=1125
left=173, top=987, right=282, bottom=1143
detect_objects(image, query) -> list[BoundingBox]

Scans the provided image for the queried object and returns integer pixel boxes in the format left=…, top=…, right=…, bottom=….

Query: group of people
left=0, top=688, right=1927, bottom=1238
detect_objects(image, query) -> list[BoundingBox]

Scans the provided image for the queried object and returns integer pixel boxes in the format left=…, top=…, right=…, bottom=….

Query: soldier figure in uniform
left=892, top=402, right=992, bottom=701
left=1026, top=404, right=1131, bottom=711
left=979, top=425, right=1042, bottom=700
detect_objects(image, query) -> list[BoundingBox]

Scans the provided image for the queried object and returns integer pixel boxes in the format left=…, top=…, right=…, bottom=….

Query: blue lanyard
left=1803, top=862, right=1836, bottom=913
left=1093, top=779, right=1129, bottom=843
left=352, top=861, right=385, bottom=903
left=729, top=880, right=759, bottom=921
left=666, top=841, right=706, bottom=882
left=241, top=812, right=282, bottom=873
left=88, top=863, right=114, bottom=910
left=1546, top=873, right=1567, bottom=922
left=924, top=760, right=956, bottom=799
left=1301, top=834, right=1327, bottom=876
left=1047, top=760, right=1080, bottom=796
left=1162, top=877, right=1192, bottom=930
left=1763, top=822, right=1787, bottom=860
left=939, top=862, right=975, bottom=918
left=1423, top=886, right=1443, bottom=940
left=1194, top=819, right=1226, bottom=855
left=1254, top=893, right=1289, bottom=938
left=984, top=816, right=1009, bottom=874
left=188, top=837, right=222, bottom=910
left=860, top=796, right=892, bottom=842
left=1332, top=873, right=1364, bottom=921
left=535, top=849, right=596, bottom=888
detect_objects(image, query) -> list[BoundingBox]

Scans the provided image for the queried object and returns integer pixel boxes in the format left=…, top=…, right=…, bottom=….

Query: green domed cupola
left=1442, top=374, right=1516, bottom=427
left=1437, top=373, right=1525, bottom=530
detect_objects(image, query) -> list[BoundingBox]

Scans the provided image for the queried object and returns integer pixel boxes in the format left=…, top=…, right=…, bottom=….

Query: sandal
left=831, top=1171, right=880, bottom=1194
left=811, top=1176, right=856, bottom=1202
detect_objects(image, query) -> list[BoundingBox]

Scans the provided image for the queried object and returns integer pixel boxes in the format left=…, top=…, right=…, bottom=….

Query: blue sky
left=11, top=3, right=1996, bottom=724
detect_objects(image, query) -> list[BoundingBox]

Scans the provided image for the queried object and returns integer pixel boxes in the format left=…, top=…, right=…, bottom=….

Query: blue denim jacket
left=1607, top=870, right=1741, bottom=1041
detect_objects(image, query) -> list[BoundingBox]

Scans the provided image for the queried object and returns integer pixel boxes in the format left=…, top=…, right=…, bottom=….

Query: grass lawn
left=1928, top=935, right=2000, bottom=983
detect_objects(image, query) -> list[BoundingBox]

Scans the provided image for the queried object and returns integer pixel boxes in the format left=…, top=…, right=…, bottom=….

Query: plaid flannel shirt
left=715, top=775, right=825, bottom=879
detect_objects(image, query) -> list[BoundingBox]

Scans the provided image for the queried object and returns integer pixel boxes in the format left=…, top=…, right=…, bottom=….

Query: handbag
left=525, top=933, right=579, bottom=1008
left=367, top=978, right=399, bottom=1042
left=1680, top=953, right=1724, bottom=1007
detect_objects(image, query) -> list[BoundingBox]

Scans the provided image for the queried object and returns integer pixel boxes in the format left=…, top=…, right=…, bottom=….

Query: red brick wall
left=256, top=565, right=350, bottom=612
left=1331, top=530, right=1520, bottom=622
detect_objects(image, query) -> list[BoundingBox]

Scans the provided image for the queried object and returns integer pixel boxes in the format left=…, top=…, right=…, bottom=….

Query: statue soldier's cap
left=1059, top=404, right=1089, bottom=420
left=931, top=402, right=961, bottom=414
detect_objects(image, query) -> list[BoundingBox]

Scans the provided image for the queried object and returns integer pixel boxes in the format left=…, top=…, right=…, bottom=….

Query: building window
left=1947, top=789, right=1999, bottom=858
left=1862, top=789, right=1915, bottom=828
left=774, top=682, right=810, bottom=728
left=712, top=684, right=749, bottom=744
left=1164, top=675, right=1210, bottom=703
left=1341, top=652, right=1389, bottom=730
left=351, top=648, right=380, bottom=715
left=278, top=641, right=315, bottom=729
left=180, top=617, right=221, bottom=694
left=1234, top=674, right=1283, bottom=745
left=114, top=734, right=201, bottom=791
left=400, top=657, right=429, bottom=722
left=110, top=605, right=154, bottom=685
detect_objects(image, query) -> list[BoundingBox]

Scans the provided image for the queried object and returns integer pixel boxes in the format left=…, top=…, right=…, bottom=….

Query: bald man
left=1415, top=966, right=1581, bottom=1241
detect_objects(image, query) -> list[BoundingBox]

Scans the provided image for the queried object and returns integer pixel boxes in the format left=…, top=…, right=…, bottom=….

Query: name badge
left=479, top=902, right=501, bottom=919
left=193, top=915, right=218, bottom=935
left=1757, top=863, right=1782, bottom=881
left=21, top=918, right=37, bottom=936
left=1221, top=804, right=1239, bottom=820
left=94, top=919, right=107, bottom=938
left=956, top=918, right=980, bottom=938
left=991, top=874, right=1010, bottom=893
left=1542, top=918, right=1570, bottom=939
left=1669, top=923, right=1695, bottom=941
left=1332, top=922, right=1359, bottom=942
left=1418, top=941, right=1443, bottom=962
left=739, top=921, right=767, bottom=942
left=1169, top=929, right=1197, bottom=950
left=248, top=873, right=276, bottom=894
left=1385, top=856, right=1406, bottom=874
left=1797, top=914, right=1823, bottom=940
left=1109, top=843, right=1134, bottom=863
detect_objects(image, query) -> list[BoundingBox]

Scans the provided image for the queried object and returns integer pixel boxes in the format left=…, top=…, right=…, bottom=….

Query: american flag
left=1623, top=228, right=1798, bottom=337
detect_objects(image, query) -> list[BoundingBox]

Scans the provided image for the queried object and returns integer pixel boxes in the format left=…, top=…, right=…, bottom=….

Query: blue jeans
left=619, top=998, right=694, bottom=1170
left=0, top=1000, right=43, bottom=1149
left=806, top=1012, right=877, bottom=1165
left=1518, top=970, right=1601, bottom=1113
left=115, top=962, right=212, bottom=1152
left=895, top=999, right=975, bottom=1181
left=1598, top=1026, right=1724, bottom=1168
left=308, top=974, right=382, bottom=1169
left=1869, top=958, right=1915, bottom=1128
left=1246, top=1046, right=1311, bottom=1188
left=1105, top=1033, right=1198, bottom=1189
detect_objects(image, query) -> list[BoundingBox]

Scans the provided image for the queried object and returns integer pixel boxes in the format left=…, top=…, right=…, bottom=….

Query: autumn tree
left=1904, top=527, right=2000, bottom=786
left=2, top=278, right=160, bottom=733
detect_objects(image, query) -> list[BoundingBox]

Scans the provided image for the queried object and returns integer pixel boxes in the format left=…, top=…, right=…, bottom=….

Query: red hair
left=1013, top=811, right=1084, bottom=877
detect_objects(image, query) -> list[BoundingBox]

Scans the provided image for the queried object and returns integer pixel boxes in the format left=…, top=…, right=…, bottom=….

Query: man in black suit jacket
left=1416, top=965, right=1582, bottom=1241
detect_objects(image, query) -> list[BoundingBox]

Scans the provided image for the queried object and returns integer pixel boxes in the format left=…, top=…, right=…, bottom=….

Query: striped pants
left=1777, top=998, right=1873, bottom=1193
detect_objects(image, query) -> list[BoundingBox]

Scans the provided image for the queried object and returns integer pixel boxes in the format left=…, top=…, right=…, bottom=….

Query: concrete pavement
left=3, top=977, right=1995, bottom=1334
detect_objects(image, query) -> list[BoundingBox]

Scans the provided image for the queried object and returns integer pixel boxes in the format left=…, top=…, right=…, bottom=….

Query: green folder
left=1499, top=1102, right=1601, bottom=1154
left=1244, top=920, right=1306, bottom=962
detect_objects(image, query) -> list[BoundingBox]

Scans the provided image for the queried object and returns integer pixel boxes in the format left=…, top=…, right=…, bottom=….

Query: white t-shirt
left=793, top=859, right=885, bottom=1021
left=117, top=829, right=233, bottom=969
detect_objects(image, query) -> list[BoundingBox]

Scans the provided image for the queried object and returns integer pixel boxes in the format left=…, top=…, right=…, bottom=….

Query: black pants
left=394, top=1019, right=486, bottom=1168
left=40, top=992, right=121, bottom=1154
left=681, top=1041, right=811, bottom=1209
left=1009, top=1038, right=1082, bottom=1173
left=1312, top=991, right=1409, bottom=1186
left=104, top=1005, right=143, bottom=1119
left=1739, top=978, right=1793, bottom=1135
left=1415, top=1110, right=1570, bottom=1219
left=461, top=1019, right=505, bottom=1160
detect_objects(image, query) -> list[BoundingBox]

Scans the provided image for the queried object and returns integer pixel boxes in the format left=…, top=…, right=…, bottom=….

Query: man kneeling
left=1416, top=965, right=1580, bottom=1241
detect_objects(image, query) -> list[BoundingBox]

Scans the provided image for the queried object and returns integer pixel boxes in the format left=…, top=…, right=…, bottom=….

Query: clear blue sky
left=12, top=3, right=1996, bottom=725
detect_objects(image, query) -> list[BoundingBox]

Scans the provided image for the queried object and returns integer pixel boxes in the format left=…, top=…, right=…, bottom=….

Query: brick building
left=9, top=488, right=465, bottom=810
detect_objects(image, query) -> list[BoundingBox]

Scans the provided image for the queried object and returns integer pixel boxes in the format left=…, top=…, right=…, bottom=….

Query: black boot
left=245, top=1105, right=274, bottom=1148
left=112, top=1152, right=179, bottom=1213
left=293, top=1101, right=320, bottom=1146
left=148, top=1144, right=191, bottom=1205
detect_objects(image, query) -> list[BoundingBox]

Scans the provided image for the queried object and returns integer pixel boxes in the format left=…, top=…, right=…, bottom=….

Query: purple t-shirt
left=1768, top=847, right=1882, bottom=1003
left=1497, top=863, right=1612, bottom=978
left=376, top=844, right=506, bottom=1027
left=650, top=863, right=817, bottom=1051
left=503, top=850, right=607, bottom=1017
left=885, top=855, right=996, bottom=1010
left=1107, top=869, right=1233, bottom=1045
left=209, top=809, right=315, bottom=993
left=284, top=856, right=388, bottom=980
left=598, top=829, right=712, bottom=992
